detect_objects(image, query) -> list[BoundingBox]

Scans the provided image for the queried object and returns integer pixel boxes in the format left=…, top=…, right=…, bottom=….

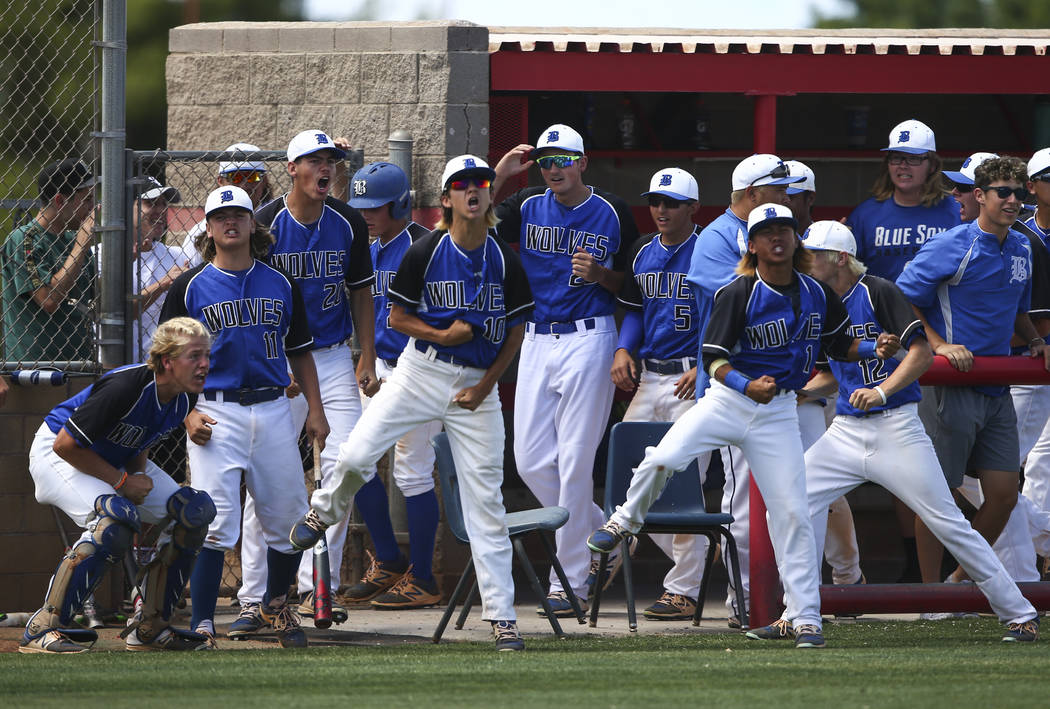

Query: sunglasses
left=227, top=171, right=264, bottom=185
left=979, top=185, right=1028, bottom=200
left=536, top=154, right=582, bottom=170
left=647, top=195, right=690, bottom=209
left=1033, top=174, right=1050, bottom=183
left=887, top=153, right=929, bottom=166
left=448, top=177, right=491, bottom=191
left=749, top=162, right=789, bottom=186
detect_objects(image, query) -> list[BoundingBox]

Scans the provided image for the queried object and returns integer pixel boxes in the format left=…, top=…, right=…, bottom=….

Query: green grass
left=3, top=619, right=1049, bottom=708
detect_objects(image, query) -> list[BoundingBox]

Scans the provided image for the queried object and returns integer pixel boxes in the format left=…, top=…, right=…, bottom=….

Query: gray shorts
left=928, top=386, right=1020, bottom=489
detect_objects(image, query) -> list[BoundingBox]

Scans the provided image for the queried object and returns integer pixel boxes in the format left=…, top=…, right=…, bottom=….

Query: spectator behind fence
left=2, top=159, right=97, bottom=364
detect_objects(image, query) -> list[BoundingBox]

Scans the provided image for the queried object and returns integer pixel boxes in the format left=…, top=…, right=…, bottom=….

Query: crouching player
left=20, top=317, right=216, bottom=653
left=588, top=204, right=900, bottom=649
left=290, top=155, right=534, bottom=651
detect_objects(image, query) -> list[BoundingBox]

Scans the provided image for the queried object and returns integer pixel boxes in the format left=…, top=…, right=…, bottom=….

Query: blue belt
left=642, top=358, right=696, bottom=376
left=414, top=340, right=470, bottom=367
left=203, top=387, right=282, bottom=406
left=528, top=318, right=597, bottom=335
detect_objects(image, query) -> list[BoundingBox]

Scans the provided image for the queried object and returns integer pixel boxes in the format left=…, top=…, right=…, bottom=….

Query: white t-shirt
left=134, top=241, right=190, bottom=359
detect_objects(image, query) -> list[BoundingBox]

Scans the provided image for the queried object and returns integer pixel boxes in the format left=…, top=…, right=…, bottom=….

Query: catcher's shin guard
left=25, top=495, right=139, bottom=640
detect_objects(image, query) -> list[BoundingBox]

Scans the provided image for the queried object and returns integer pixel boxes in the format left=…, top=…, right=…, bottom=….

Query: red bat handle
left=312, top=440, right=333, bottom=629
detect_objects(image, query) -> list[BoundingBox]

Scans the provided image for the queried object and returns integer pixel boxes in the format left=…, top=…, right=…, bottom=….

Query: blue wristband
left=857, top=339, right=876, bottom=358
left=723, top=369, right=751, bottom=395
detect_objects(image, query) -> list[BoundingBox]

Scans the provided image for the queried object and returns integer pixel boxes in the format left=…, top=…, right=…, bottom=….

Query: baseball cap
left=882, top=119, right=936, bottom=155
left=287, top=130, right=346, bottom=162
left=641, top=167, right=698, bottom=201
left=440, top=155, right=496, bottom=191
left=1028, top=148, right=1050, bottom=179
left=219, top=142, right=267, bottom=175
left=943, top=152, right=1000, bottom=186
left=732, top=154, right=804, bottom=190
left=747, top=203, right=797, bottom=237
left=801, top=220, right=856, bottom=256
left=38, top=159, right=98, bottom=202
left=784, top=160, right=815, bottom=195
left=204, top=185, right=254, bottom=217
left=138, top=176, right=181, bottom=203
left=531, top=124, right=585, bottom=158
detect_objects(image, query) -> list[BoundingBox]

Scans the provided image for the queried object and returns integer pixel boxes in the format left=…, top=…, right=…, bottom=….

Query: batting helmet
left=349, top=162, right=411, bottom=220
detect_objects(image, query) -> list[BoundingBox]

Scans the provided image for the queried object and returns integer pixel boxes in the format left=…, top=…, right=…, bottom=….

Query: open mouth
left=467, top=194, right=480, bottom=210
left=317, top=177, right=330, bottom=193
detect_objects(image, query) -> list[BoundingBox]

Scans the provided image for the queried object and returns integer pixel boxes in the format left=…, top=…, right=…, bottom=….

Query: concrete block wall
left=166, top=21, right=490, bottom=208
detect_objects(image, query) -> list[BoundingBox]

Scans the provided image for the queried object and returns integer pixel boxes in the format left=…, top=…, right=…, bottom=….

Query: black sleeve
left=158, top=265, right=204, bottom=323
left=700, top=276, right=753, bottom=370
left=865, top=275, right=926, bottom=346
left=497, top=235, right=534, bottom=323
left=284, top=275, right=313, bottom=353
left=253, top=197, right=283, bottom=229
left=819, top=280, right=856, bottom=361
left=326, top=197, right=375, bottom=291
left=407, top=221, right=432, bottom=241
left=1016, top=229, right=1050, bottom=319
left=494, top=187, right=544, bottom=244
left=388, top=230, right=443, bottom=309
left=65, top=368, right=150, bottom=448
left=596, top=188, right=640, bottom=273
left=616, top=234, right=650, bottom=311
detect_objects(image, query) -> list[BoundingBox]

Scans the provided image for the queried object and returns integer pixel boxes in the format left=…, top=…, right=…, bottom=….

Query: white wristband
left=873, top=385, right=887, bottom=405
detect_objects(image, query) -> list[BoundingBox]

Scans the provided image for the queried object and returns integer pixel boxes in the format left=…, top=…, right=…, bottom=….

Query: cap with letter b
left=220, top=142, right=267, bottom=174
left=530, top=124, right=585, bottom=158
left=205, top=185, right=254, bottom=217
left=943, top=152, right=999, bottom=186
left=641, top=167, right=698, bottom=201
left=440, top=155, right=496, bottom=192
left=287, top=130, right=346, bottom=162
left=882, top=119, right=936, bottom=155
left=801, top=220, right=857, bottom=256
left=747, top=203, right=797, bottom=237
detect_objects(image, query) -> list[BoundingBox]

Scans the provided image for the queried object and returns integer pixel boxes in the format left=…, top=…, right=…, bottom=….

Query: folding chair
left=589, top=421, right=748, bottom=631
left=430, top=432, right=586, bottom=643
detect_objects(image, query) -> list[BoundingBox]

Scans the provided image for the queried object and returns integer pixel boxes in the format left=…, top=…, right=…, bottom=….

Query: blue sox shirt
left=495, top=186, right=635, bottom=323
left=387, top=229, right=534, bottom=369
left=44, top=364, right=196, bottom=469
left=702, top=271, right=854, bottom=392
left=618, top=228, right=700, bottom=360
left=159, top=261, right=313, bottom=391
left=846, top=196, right=961, bottom=281
left=255, top=196, right=374, bottom=348
left=816, top=275, right=926, bottom=417
left=371, top=221, right=431, bottom=361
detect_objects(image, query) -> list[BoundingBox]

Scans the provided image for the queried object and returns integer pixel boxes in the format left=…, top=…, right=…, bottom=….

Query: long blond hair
left=195, top=221, right=275, bottom=263
left=871, top=152, right=950, bottom=208
left=148, top=317, right=210, bottom=371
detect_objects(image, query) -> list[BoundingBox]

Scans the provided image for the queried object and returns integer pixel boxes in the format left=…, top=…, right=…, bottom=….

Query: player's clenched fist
left=610, top=348, right=639, bottom=392
left=120, top=473, right=153, bottom=505
left=745, top=375, right=778, bottom=404
left=441, top=319, right=475, bottom=346
left=874, top=332, right=901, bottom=359
left=848, top=387, right=884, bottom=412
left=185, top=409, right=216, bottom=445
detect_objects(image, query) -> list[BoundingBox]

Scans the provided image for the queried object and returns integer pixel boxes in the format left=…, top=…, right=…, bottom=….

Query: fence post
left=388, top=130, right=413, bottom=195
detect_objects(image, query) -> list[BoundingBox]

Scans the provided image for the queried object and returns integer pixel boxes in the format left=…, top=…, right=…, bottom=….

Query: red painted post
left=748, top=476, right=780, bottom=628
left=752, top=94, right=777, bottom=154
left=819, top=582, right=1050, bottom=614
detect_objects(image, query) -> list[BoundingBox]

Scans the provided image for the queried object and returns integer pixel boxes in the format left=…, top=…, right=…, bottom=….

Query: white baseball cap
left=943, top=152, right=1000, bottom=186
left=641, top=167, right=698, bottom=201
left=801, top=220, right=856, bottom=256
left=219, top=142, right=267, bottom=175
left=1028, top=148, right=1050, bottom=179
left=139, top=176, right=181, bottom=203
left=205, top=185, right=254, bottom=217
left=531, top=124, right=585, bottom=158
left=784, top=160, right=815, bottom=195
left=732, top=154, right=804, bottom=190
left=287, top=130, right=346, bottom=162
left=882, top=119, right=936, bottom=155
left=440, top=155, right=496, bottom=191
left=747, top=203, right=797, bottom=237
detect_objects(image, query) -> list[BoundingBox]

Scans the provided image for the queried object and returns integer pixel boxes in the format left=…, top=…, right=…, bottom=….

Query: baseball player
left=897, top=156, right=1050, bottom=588
left=490, top=124, right=638, bottom=615
left=19, top=317, right=216, bottom=653
left=343, top=161, right=443, bottom=609
left=590, top=203, right=900, bottom=649
left=229, top=130, right=374, bottom=633
left=746, top=220, right=1040, bottom=643
left=159, top=185, right=329, bottom=648
left=612, top=167, right=709, bottom=620
left=290, top=155, right=534, bottom=651
left=944, top=152, right=1001, bottom=223
left=784, top=160, right=816, bottom=234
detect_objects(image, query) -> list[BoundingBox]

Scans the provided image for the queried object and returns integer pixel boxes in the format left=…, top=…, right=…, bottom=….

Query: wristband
left=113, top=471, right=128, bottom=490
left=873, top=385, right=887, bottom=406
left=857, top=340, right=876, bottom=358
left=708, top=358, right=730, bottom=379
left=723, top=369, right=752, bottom=395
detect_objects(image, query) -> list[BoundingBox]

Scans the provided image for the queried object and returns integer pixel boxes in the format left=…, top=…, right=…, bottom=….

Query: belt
left=313, top=339, right=349, bottom=352
left=203, top=387, right=282, bottom=406
left=382, top=357, right=399, bottom=368
left=527, top=318, right=597, bottom=336
left=642, top=358, right=696, bottom=376
left=859, top=407, right=895, bottom=418
left=414, top=340, right=470, bottom=367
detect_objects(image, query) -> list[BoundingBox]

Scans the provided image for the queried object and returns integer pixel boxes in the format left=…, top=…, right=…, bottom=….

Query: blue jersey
left=702, top=271, right=854, bottom=392
left=159, top=260, right=313, bottom=391
left=371, top=221, right=430, bottom=361
left=256, top=196, right=373, bottom=348
left=388, top=230, right=534, bottom=369
left=818, top=275, right=925, bottom=417
left=44, top=364, right=195, bottom=469
left=846, top=195, right=961, bottom=281
left=1022, top=213, right=1049, bottom=248
left=618, top=228, right=700, bottom=360
left=495, top=186, right=635, bottom=323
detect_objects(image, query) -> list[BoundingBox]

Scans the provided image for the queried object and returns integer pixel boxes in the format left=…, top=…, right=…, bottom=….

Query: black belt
left=414, top=340, right=470, bottom=367
left=203, top=387, right=282, bottom=406
left=382, top=357, right=399, bottom=368
left=642, top=358, right=696, bottom=376
left=529, top=318, right=597, bottom=335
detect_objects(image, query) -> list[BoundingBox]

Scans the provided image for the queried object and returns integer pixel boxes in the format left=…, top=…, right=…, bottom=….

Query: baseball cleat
left=491, top=620, right=525, bottom=652
left=745, top=618, right=793, bottom=640
left=586, top=519, right=634, bottom=555
left=793, top=624, right=826, bottom=649
left=261, top=601, right=307, bottom=649
left=297, top=591, right=349, bottom=623
left=17, top=629, right=90, bottom=654
left=289, top=509, right=328, bottom=551
left=340, top=551, right=409, bottom=604
left=727, top=615, right=743, bottom=630
left=535, top=590, right=586, bottom=618
left=586, top=535, right=638, bottom=599
left=126, top=626, right=211, bottom=652
left=1002, top=617, right=1039, bottom=642
left=370, top=572, right=441, bottom=610
left=227, top=602, right=267, bottom=639
left=643, top=591, right=697, bottom=621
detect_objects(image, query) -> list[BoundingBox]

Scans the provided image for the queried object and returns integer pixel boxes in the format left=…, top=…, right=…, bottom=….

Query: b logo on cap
left=220, top=189, right=234, bottom=203
left=315, top=133, right=329, bottom=145
left=463, top=158, right=476, bottom=168
left=353, top=180, right=367, bottom=196
left=547, top=130, right=559, bottom=143
left=962, top=157, right=972, bottom=168
left=764, top=207, right=777, bottom=219
left=898, top=130, right=911, bottom=143
left=659, top=174, right=673, bottom=186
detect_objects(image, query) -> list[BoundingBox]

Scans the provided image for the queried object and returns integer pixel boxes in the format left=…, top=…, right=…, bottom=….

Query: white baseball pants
left=1014, top=384, right=1050, bottom=514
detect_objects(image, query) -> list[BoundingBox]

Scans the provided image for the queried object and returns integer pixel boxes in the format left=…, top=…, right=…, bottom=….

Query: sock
left=354, top=475, right=401, bottom=562
left=189, top=547, right=225, bottom=631
left=264, top=547, right=303, bottom=607
left=405, top=489, right=439, bottom=582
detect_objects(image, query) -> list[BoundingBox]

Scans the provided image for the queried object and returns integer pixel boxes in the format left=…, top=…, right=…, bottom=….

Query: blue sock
left=405, top=489, right=439, bottom=582
left=264, top=547, right=303, bottom=606
left=354, top=475, right=400, bottom=562
left=189, top=547, right=225, bottom=630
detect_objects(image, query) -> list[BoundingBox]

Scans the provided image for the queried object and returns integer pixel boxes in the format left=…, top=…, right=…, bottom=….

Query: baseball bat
left=311, top=439, right=333, bottom=629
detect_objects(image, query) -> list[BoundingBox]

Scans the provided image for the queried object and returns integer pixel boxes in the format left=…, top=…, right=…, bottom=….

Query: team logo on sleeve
left=898, top=130, right=910, bottom=143
left=353, top=179, right=367, bottom=196
left=659, top=174, right=672, bottom=186
left=547, top=130, right=559, bottom=142
left=315, top=133, right=329, bottom=145
left=220, top=189, right=234, bottom=203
